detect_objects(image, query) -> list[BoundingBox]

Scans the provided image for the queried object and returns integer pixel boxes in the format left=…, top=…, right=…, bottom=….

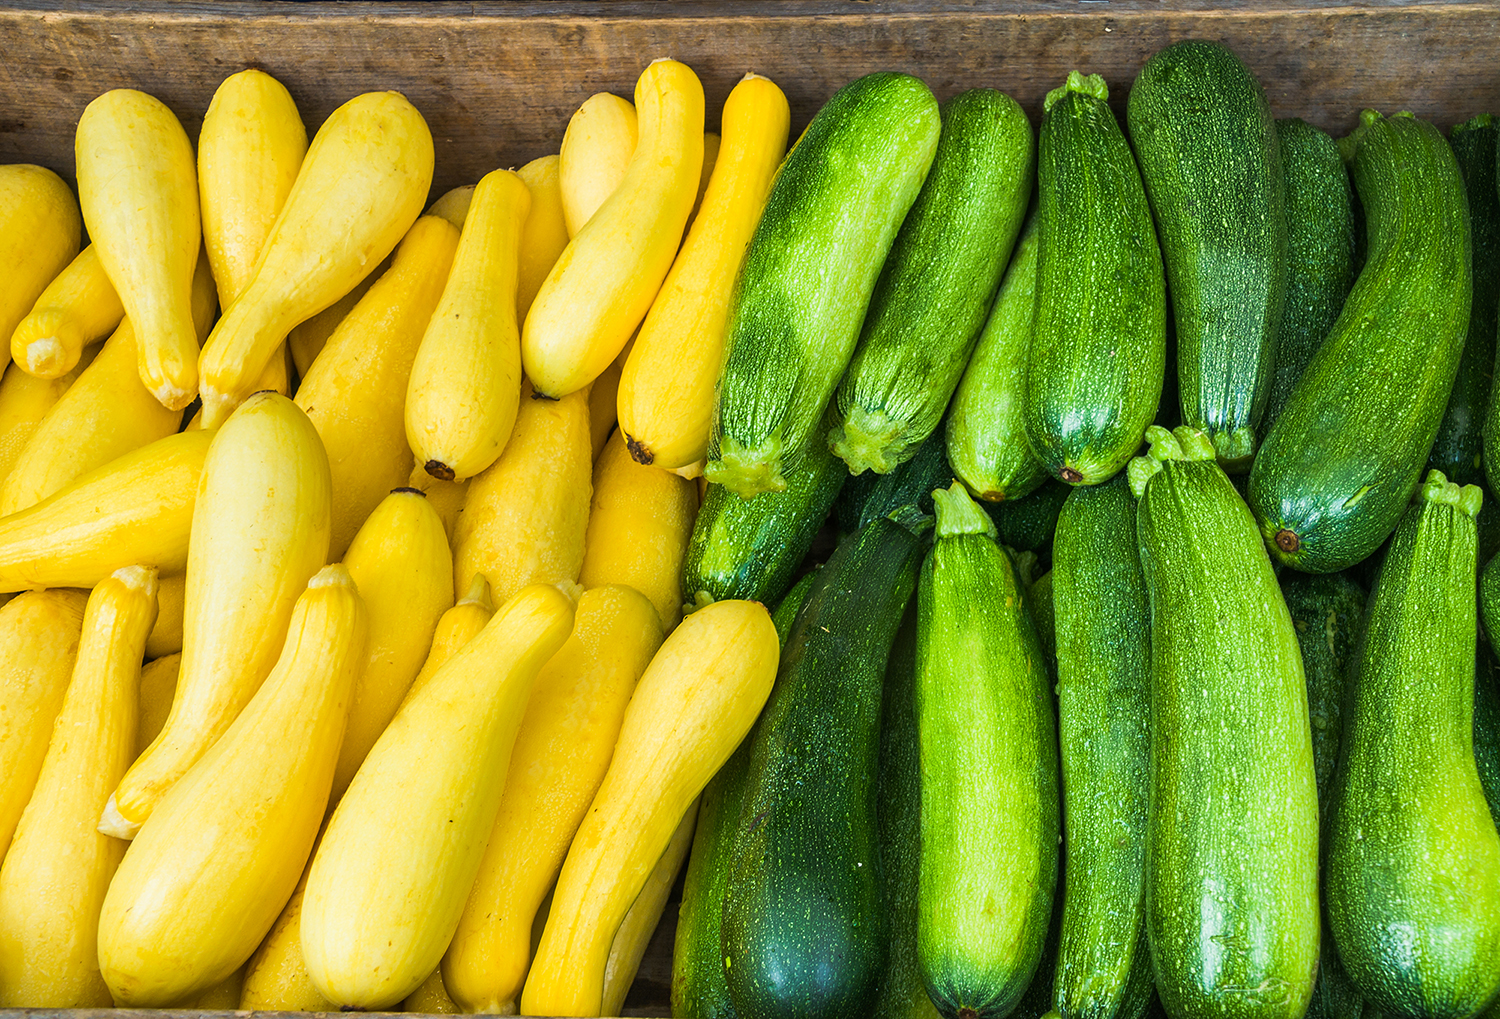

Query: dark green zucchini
left=721, top=513, right=925, bottom=1019
left=946, top=213, right=1048, bottom=504
left=1260, top=119, right=1356, bottom=433
left=1482, top=550, right=1500, bottom=645
left=1126, top=40, right=1287, bottom=471
left=916, top=483, right=1058, bottom=1019
left=1442, top=115, right=1500, bottom=488
left=1247, top=110, right=1472, bottom=574
left=1049, top=475, right=1152, bottom=1019
left=1026, top=567, right=1055, bottom=669
left=983, top=478, right=1070, bottom=554
left=1474, top=648, right=1500, bottom=828
left=707, top=72, right=940, bottom=497
left=854, top=428, right=957, bottom=533
left=1130, top=425, right=1319, bottom=1019
left=1027, top=71, right=1164, bottom=487
left=1325, top=471, right=1500, bottom=1019
left=831, top=88, right=1034, bottom=476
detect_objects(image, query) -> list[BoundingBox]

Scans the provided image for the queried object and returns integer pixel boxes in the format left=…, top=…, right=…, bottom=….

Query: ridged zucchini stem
left=1129, top=427, right=1215, bottom=497
left=703, top=433, right=787, bottom=495
left=830, top=407, right=906, bottom=476
left=1043, top=71, right=1108, bottom=112
left=933, top=481, right=998, bottom=540
left=1418, top=468, right=1484, bottom=517
left=1337, top=109, right=1408, bottom=164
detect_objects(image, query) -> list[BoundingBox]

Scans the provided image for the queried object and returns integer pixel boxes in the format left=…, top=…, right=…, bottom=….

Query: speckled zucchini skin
left=1325, top=473, right=1500, bottom=1019
left=1126, top=41, right=1287, bottom=471
left=1027, top=73, right=1164, bottom=487
left=1248, top=110, right=1471, bottom=575
left=1445, top=115, right=1500, bottom=490
left=1132, top=426, right=1319, bottom=1019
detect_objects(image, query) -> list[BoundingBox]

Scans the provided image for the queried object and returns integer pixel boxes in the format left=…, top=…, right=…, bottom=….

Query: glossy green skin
left=1050, top=477, right=1153, bottom=1019
left=1027, top=569, right=1056, bottom=669
left=1448, top=117, right=1500, bottom=489
left=831, top=88, right=1034, bottom=476
left=1126, top=41, right=1287, bottom=470
left=683, top=436, right=846, bottom=610
left=1326, top=494, right=1500, bottom=1019
left=1473, top=649, right=1500, bottom=828
left=1482, top=552, right=1500, bottom=647
left=1028, top=85, right=1164, bottom=487
left=984, top=478, right=1070, bottom=553
left=916, top=523, right=1058, bottom=1019
left=1136, top=457, right=1320, bottom=1019
left=852, top=429, right=957, bottom=534
left=1248, top=112, right=1472, bottom=574
left=947, top=215, right=1049, bottom=503
left=1260, top=119, right=1356, bottom=434
left=722, top=517, right=923, bottom=1019
left=708, top=72, right=940, bottom=495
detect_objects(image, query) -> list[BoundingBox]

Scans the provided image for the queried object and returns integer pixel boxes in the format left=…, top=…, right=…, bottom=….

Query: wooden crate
left=0, top=1, right=1495, bottom=1016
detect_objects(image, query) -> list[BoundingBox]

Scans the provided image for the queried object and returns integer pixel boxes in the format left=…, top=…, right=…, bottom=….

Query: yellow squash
left=0, top=589, right=88, bottom=860
left=617, top=74, right=790, bottom=471
left=107, top=393, right=331, bottom=835
left=331, top=488, right=454, bottom=802
left=399, top=574, right=494, bottom=707
left=521, top=598, right=778, bottom=1018
left=143, top=573, right=185, bottom=659
left=0, top=251, right=216, bottom=515
left=403, top=462, right=468, bottom=547
left=691, top=131, right=721, bottom=220
left=9, top=244, right=123, bottom=379
left=98, top=565, right=366, bottom=1007
left=516, top=154, right=568, bottom=321
left=580, top=427, right=699, bottom=630
left=74, top=89, right=201, bottom=410
left=135, top=652, right=180, bottom=759
left=590, top=338, right=631, bottom=462
left=404, top=970, right=461, bottom=1014
left=197, top=90, right=434, bottom=427
left=522, top=59, right=705, bottom=399
left=406, top=170, right=530, bottom=483
left=427, top=184, right=475, bottom=229
left=0, top=163, right=82, bottom=368
left=452, top=381, right=592, bottom=604
left=295, top=215, right=459, bottom=560
left=176, top=967, right=244, bottom=1009
left=559, top=92, right=638, bottom=237
left=443, top=585, right=664, bottom=1014
left=0, top=566, right=157, bottom=1007
left=239, top=824, right=336, bottom=1013
left=300, top=583, right=576, bottom=1011
left=0, top=428, right=212, bottom=593
left=0, top=354, right=93, bottom=486
left=286, top=265, right=382, bottom=379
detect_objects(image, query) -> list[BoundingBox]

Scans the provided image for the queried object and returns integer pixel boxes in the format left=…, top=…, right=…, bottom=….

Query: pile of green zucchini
left=676, top=37, right=1500, bottom=1019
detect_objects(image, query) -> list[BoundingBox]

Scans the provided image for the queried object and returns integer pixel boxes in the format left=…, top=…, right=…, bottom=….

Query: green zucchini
left=1474, top=648, right=1500, bottom=828
left=1446, top=115, right=1500, bottom=489
left=1026, top=72, right=1164, bottom=487
left=1248, top=110, right=1472, bottom=574
left=851, top=428, right=957, bottom=534
left=682, top=435, right=846, bottom=614
left=1482, top=550, right=1500, bottom=644
left=721, top=512, right=925, bottom=1019
left=946, top=213, right=1048, bottom=504
left=1026, top=567, right=1055, bottom=670
left=1126, top=41, right=1288, bottom=471
left=1130, top=425, right=1319, bottom=1019
left=1049, top=475, right=1152, bottom=1019
left=984, top=478, right=1069, bottom=554
left=1325, top=471, right=1500, bottom=1019
left=916, top=483, right=1057, bottom=1019
left=1260, top=119, right=1356, bottom=433
left=830, top=88, right=1034, bottom=476
left=707, top=72, right=940, bottom=497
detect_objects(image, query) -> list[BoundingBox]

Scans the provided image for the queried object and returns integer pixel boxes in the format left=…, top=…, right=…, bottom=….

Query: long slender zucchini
left=1026, top=72, right=1164, bottom=487
left=1048, top=475, right=1152, bottom=1019
left=1130, top=425, right=1319, bottom=1019
left=1126, top=41, right=1287, bottom=471
left=1326, top=471, right=1500, bottom=1019
left=706, top=72, right=940, bottom=497
left=1259, top=119, right=1356, bottom=433
left=1249, top=110, right=1472, bottom=574
left=721, top=512, right=925, bottom=1019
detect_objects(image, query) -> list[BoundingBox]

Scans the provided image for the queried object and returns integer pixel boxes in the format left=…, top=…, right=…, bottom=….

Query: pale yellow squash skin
left=452, top=381, right=592, bottom=604
left=617, top=74, right=790, bottom=471
left=580, top=427, right=699, bottom=630
left=559, top=92, right=637, bottom=237
left=516, top=155, right=568, bottom=321
left=0, top=252, right=216, bottom=516
left=331, top=488, right=454, bottom=802
left=0, top=428, right=211, bottom=593
left=0, top=566, right=157, bottom=1007
left=523, top=59, right=705, bottom=399
left=590, top=339, right=631, bottom=462
left=406, top=170, right=530, bottom=483
left=74, top=90, right=200, bottom=410
left=443, top=585, right=664, bottom=1014
left=301, top=583, right=576, bottom=1011
left=600, top=798, right=698, bottom=1018
left=0, top=589, right=88, bottom=862
left=239, top=824, right=335, bottom=1013
left=197, top=91, right=434, bottom=427
left=109, top=393, right=332, bottom=834
left=0, top=164, right=82, bottom=370
left=135, top=652, right=180, bottom=760
left=9, top=245, right=123, bottom=379
left=427, top=184, right=474, bottom=230
left=143, top=574, right=185, bottom=659
left=403, top=969, right=461, bottom=1014
left=98, top=565, right=366, bottom=1007
left=0, top=354, right=93, bottom=486
left=522, top=598, right=778, bottom=1018
left=286, top=266, right=382, bottom=379
left=295, top=215, right=459, bottom=560
left=403, top=462, right=468, bottom=547
left=398, top=574, right=494, bottom=709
